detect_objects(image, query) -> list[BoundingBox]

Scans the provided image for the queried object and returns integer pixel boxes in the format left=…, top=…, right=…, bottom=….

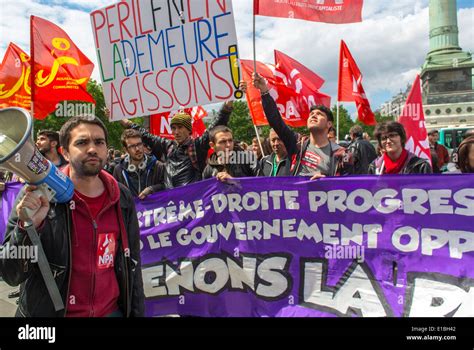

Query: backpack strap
left=23, top=222, right=65, bottom=312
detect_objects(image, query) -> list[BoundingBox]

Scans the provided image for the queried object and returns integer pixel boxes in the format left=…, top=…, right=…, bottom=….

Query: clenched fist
left=16, top=185, right=50, bottom=228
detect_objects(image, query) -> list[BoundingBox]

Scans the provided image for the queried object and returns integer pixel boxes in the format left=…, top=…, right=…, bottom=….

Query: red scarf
left=383, top=149, right=409, bottom=174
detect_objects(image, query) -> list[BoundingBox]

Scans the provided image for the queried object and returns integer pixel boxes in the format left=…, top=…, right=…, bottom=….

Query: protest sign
left=2, top=176, right=473, bottom=317
left=136, top=175, right=474, bottom=317
left=90, top=0, right=241, bottom=121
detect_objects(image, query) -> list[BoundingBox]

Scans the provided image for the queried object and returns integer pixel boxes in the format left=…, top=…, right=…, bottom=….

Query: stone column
left=428, top=0, right=461, bottom=56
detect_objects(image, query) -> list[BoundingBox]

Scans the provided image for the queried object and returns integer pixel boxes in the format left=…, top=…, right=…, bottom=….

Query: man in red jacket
left=0, top=116, right=144, bottom=317
left=428, top=130, right=449, bottom=173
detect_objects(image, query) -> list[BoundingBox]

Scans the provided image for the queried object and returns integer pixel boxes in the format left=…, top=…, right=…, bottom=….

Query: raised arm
left=252, top=73, right=298, bottom=157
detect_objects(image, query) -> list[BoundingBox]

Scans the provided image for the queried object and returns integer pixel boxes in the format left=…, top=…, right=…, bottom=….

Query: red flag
left=399, top=75, right=432, bottom=164
left=150, top=113, right=174, bottom=140
left=241, top=53, right=330, bottom=128
left=31, top=16, right=95, bottom=120
left=338, top=40, right=375, bottom=125
left=275, top=50, right=325, bottom=92
left=274, top=50, right=331, bottom=112
left=254, top=0, right=363, bottom=24
left=150, top=106, right=208, bottom=140
left=0, top=43, right=31, bottom=110
left=241, top=59, right=274, bottom=127
left=189, top=106, right=207, bottom=138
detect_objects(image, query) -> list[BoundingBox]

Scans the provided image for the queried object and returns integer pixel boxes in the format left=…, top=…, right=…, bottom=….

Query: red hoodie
left=63, top=166, right=125, bottom=317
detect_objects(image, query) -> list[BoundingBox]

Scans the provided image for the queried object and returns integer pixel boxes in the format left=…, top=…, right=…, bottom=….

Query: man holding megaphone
left=0, top=111, right=144, bottom=317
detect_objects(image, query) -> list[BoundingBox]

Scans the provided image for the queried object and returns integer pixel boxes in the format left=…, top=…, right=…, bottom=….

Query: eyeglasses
left=127, top=142, right=143, bottom=150
left=380, top=132, right=400, bottom=143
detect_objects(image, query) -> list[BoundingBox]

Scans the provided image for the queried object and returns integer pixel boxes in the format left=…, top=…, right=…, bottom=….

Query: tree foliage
left=220, top=100, right=258, bottom=144
left=333, top=105, right=353, bottom=141
left=332, top=105, right=394, bottom=141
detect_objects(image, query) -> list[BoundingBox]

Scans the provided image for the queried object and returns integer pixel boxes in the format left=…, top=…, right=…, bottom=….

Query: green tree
left=33, top=79, right=143, bottom=150
left=354, top=112, right=394, bottom=138
left=332, top=107, right=394, bottom=141
left=332, top=105, right=354, bottom=141
left=213, top=100, right=258, bottom=144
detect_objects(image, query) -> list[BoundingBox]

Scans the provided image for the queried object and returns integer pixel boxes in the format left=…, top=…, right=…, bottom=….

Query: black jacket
left=202, top=146, right=258, bottom=179
left=346, top=137, right=377, bottom=174
left=261, top=93, right=348, bottom=176
left=0, top=174, right=145, bottom=317
left=130, top=105, right=233, bottom=189
left=104, top=157, right=122, bottom=175
left=368, top=153, right=433, bottom=174
left=113, top=155, right=165, bottom=197
left=258, top=153, right=291, bottom=177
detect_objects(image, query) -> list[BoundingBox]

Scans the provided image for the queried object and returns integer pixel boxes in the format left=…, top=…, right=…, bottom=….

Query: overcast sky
left=1, top=0, right=473, bottom=117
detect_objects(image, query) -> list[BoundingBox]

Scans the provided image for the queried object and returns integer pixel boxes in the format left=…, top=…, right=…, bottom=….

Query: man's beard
left=38, top=145, right=51, bottom=156
left=131, top=154, right=144, bottom=163
left=71, top=157, right=105, bottom=177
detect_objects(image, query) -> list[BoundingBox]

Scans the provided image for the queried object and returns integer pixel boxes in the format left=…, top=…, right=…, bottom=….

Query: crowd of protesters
left=0, top=73, right=473, bottom=318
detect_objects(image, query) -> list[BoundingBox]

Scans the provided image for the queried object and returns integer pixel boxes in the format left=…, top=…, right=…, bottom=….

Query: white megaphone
left=0, top=107, right=74, bottom=210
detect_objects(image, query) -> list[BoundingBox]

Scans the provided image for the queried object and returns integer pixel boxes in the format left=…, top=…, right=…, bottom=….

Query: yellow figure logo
left=0, top=51, right=30, bottom=99
left=35, top=37, right=88, bottom=87
left=0, top=37, right=88, bottom=100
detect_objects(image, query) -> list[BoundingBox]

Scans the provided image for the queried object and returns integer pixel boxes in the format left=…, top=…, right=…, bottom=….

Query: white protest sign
left=90, top=0, right=241, bottom=121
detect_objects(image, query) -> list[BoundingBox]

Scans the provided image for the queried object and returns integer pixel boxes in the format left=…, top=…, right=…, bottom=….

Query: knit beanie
left=170, top=112, right=192, bottom=132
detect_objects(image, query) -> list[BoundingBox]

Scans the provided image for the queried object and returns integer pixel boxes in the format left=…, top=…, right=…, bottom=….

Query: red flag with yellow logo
left=31, top=16, right=95, bottom=120
left=0, top=43, right=31, bottom=110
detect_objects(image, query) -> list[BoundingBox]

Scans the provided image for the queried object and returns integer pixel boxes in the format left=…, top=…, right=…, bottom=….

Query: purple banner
left=136, top=175, right=474, bottom=317
left=0, top=182, right=22, bottom=243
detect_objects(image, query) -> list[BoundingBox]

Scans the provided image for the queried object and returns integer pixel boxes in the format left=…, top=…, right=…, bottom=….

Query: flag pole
left=250, top=0, right=264, bottom=158
left=336, top=101, right=340, bottom=143
left=253, top=7, right=257, bottom=71
left=30, top=15, right=35, bottom=120
left=253, top=124, right=265, bottom=157
left=251, top=1, right=264, bottom=159
left=336, top=39, right=342, bottom=144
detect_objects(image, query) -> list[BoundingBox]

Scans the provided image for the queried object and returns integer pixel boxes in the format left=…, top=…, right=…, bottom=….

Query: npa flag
left=0, top=43, right=31, bottom=110
left=254, top=0, right=363, bottom=24
left=31, top=16, right=95, bottom=120
left=241, top=52, right=330, bottom=127
left=274, top=50, right=325, bottom=92
left=399, top=75, right=431, bottom=164
left=338, top=40, right=375, bottom=125
left=150, top=106, right=208, bottom=140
